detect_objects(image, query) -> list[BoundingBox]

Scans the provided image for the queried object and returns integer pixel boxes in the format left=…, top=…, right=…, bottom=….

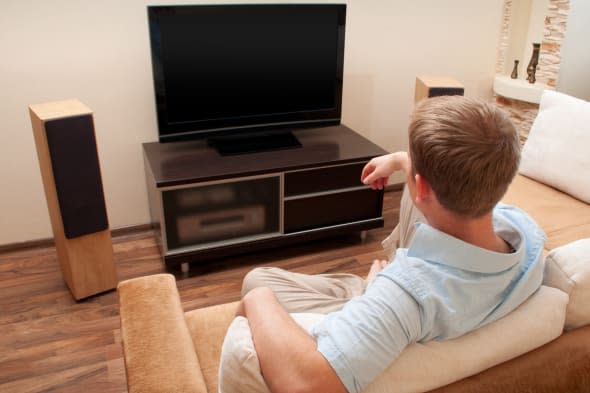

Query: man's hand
left=361, top=152, right=409, bottom=190
left=238, top=287, right=347, bottom=393
left=366, top=259, right=388, bottom=282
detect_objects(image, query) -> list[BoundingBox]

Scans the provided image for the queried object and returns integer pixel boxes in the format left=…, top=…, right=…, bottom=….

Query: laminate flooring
left=0, top=189, right=401, bottom=392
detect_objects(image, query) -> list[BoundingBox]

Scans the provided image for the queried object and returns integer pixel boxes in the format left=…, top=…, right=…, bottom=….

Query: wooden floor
left=0, top=189, right=401, bottom=393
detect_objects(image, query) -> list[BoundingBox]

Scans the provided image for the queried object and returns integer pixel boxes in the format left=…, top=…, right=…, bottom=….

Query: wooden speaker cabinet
left=29, top=99, right=117, bottom=300
left=414, top=76, right=464, bottom=103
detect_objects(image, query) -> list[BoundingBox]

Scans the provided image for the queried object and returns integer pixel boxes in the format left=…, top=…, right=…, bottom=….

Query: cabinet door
left=284, top=188, right=383, bottom=233
left=161, top=176, right=280, bottom=251
left=284, top=162, right=366, bottom=196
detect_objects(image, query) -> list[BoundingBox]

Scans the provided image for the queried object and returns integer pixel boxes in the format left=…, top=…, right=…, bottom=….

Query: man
left=236, top=96, right=545, bottom=393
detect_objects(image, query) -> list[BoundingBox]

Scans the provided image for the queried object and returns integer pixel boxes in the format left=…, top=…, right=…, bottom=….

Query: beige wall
left=0, top=0, right=504, bottom=246
left=558, top=0, right=590, bottom=101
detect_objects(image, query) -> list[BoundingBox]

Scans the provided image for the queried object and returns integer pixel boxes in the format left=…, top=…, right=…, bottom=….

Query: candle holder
left=511, top=60, right=519, bottom=79
left=527, top=43, right=540, bottom=83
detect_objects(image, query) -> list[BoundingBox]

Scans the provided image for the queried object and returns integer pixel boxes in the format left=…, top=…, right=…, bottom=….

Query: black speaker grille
left=428, top=87, right=465, bottom=98
left=45, top=115, right=109, bottom=239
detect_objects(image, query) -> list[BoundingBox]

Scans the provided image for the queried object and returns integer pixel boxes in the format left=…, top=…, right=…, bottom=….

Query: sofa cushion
left=218, top=286, right=567, bottom=393
left=425, top=325, right=590, bottom=393
left=185, top=301, right=239, bottom=393
left=543, top=238, right=590, bottom=330
left=502, top=174, right=590, bottom=251
left=519, top=90, right=590, bottom=204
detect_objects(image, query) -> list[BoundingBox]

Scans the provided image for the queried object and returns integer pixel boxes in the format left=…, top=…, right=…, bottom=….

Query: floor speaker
left=29, top=99, right=117, bottom=300
left=414, top=76, right=464, bottom=103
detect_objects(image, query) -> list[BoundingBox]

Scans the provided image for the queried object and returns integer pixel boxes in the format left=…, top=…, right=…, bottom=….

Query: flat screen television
left=147, top=4, right=346, bottom=154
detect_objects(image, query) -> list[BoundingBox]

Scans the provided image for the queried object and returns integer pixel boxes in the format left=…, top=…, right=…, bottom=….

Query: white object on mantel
left=493, top=75, right=548, bottom=104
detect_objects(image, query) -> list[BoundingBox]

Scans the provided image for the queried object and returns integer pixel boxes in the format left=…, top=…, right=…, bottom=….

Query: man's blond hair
left=408, top=95, right=520, bottom=218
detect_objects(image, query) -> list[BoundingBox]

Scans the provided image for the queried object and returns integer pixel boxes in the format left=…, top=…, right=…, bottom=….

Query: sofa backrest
left=502, top=174, right=590, bottom=252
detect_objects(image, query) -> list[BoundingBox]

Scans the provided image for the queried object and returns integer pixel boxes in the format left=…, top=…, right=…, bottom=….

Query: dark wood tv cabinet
left=143, top=125, right=388, bottom=271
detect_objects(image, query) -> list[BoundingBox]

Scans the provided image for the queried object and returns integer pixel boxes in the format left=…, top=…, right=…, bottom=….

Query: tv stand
left=208, top=130, right=302, bottom=155
left=143, top=125, right=387, bottom=270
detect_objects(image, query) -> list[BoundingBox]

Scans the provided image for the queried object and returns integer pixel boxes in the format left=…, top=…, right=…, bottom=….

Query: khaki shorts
left=241, top=186, right=426, bottom=313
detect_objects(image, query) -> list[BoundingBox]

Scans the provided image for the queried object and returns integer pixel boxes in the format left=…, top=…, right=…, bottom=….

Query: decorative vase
left=526, top=43, right=541, bottom=84
left=511, top=60, right=519, bottom=79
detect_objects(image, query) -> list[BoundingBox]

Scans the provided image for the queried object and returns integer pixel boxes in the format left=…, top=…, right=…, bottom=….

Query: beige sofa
left=118, top=172, right=590, bottom=393
left=119, top=89, right=590, bottom=392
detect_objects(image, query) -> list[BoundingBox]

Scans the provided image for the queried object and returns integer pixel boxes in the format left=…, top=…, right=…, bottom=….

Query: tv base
left=208, top=131, right=302, bottom=155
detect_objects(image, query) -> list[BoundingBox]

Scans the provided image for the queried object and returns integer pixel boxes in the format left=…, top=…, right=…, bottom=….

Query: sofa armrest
left=118, top=273, right=208, bottom=393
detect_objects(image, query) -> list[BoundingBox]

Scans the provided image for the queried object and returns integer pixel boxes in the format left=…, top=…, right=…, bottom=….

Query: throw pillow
left=218, top=312, right=323, bottom=393
left=519, top=90, right=590, bottom=203
left=543, top=238, right=590, bottom=330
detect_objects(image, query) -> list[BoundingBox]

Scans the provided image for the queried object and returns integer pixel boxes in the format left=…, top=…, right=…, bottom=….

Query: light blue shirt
left=310, top=203, right=546, bottom=393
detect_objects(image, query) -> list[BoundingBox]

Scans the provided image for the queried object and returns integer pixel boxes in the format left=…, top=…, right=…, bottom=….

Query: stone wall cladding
left=537, top=0, right=570, bottom=87
left=496, top=0, right=512, bottom=75
left=496, top=96, right=540, bottom=145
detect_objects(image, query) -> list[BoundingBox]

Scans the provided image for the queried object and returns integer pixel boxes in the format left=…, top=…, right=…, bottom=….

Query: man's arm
left=361, top=151, right=410, bottom=190
left=237, top=286, right=347, bottom=393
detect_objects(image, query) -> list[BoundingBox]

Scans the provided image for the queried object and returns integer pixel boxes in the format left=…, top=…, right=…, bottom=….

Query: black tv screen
left=147, top=4, right=346, bottom=146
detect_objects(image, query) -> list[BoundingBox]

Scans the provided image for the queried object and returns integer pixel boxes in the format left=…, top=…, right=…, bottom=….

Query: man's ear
left=414, top=173, right=432, bottom=203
